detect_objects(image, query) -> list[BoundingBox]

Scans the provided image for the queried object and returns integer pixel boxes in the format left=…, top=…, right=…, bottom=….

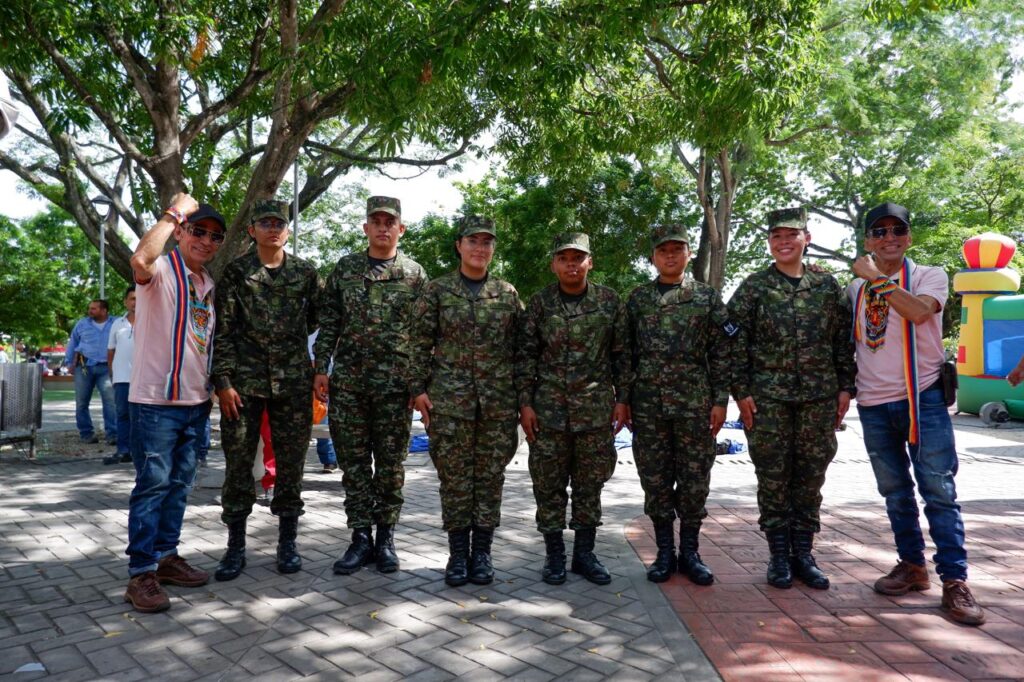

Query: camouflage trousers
left=220, top=391, right=312, bottom=523
left=632, top=411, right=716, bottom=527
left=745, top=397, right=837, bottom=532
left=528, top=427, right=616, bottom=533
left=328, top=389, right=412, bottom=528
left=428, top=413, right=518, bottom=531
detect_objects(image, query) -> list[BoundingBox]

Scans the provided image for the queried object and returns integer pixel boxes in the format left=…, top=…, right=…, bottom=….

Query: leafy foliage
left=0, top=206, right=129, bottom=345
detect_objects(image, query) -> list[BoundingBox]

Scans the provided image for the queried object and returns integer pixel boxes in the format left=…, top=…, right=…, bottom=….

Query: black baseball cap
left=188, top=203, right=226, bottom=231
left=865, top=203, right=910, bottom=232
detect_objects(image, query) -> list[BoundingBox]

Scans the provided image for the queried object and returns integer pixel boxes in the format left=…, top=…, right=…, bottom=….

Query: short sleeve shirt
left=129, top=254, right=216, bottom=405
left=847, top=263, right=948, bottom=407
left=107, top=316, right=134, bottom=384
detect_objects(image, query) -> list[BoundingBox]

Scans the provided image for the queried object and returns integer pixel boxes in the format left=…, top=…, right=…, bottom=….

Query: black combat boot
left=468, top=526, right=495, bottom=585
left=647, top=521, right=677, bottom=583
left=765, top=528, right=792, bottom=589
left=542, top=531, right=567, bottom=585
left=276, top=516, right=302, bottom=574
left=375, top=524, right=400, bottom=573
left=215, top=519, right=247, bottom=582
left=791, top=530, right=830, bottom=590
left=445, top=528, right=471, bottom=586
left=678, top=525, right=714, bottom=586
left=571, top=528, right=612, bottom=585
left=333, top=527, right=375, bottom=575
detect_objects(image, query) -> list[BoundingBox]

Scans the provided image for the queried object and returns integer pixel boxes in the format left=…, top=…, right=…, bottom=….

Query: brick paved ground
left=1, top=401, right=715, bottom=681
left=3, top=401, right=1023, bottom=680
left=627, top=412, right=1024, bottom=682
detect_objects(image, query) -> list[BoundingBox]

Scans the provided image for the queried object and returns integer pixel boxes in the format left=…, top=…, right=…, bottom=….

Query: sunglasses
left=255, top=218, right=287, bottom=231
left=868, top=224, right=910, bottom=239
left=186, top=224, right=226, bottom=244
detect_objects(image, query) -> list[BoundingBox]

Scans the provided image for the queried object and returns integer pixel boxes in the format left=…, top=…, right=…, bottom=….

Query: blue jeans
left=856, top=387, right=967, bottom=581
left=317, top=414, right=336, bottom=466
left=114, top=383, right=131, bottom=454
left=196, top=417, right=212, bottom=462
left=126, top=401, right=211, bottom=576
left=74, top=364, right=116, bottom=441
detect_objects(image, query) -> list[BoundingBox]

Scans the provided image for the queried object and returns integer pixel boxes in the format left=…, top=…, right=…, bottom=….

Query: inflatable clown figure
left=953, top=232, right=1024, bottom=419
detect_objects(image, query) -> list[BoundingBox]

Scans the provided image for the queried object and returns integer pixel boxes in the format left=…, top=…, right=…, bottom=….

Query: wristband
left=868, top=276, right=897, bottom=298
left=164, top=207, right=187, bottom=225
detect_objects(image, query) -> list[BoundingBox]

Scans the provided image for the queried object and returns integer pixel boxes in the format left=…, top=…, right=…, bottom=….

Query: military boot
left=215, top=519, right=247, bottom=582
left=766, top=528, right=792, bottom=589
left=571, top=528, right=611, bottom=585
left=375, top=524, right=400, bottom=573
left=469, top=526, right=495, bottom=585
left=542, top=531, right=567, bottom=585
left=647, top=521, right=677, bottom=583
left=445, top=528, right=471, bottom=587
left=276, top=516, right=302, bottom=574
left=678, top=526, right=714, bottom=586
left=333, top=527, right=375, bottom=575
left=790, top=530, right=830, bottom=590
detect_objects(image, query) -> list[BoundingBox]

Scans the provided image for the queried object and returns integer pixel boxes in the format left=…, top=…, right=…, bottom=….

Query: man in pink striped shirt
left=123, top=192, right=225, bottom=613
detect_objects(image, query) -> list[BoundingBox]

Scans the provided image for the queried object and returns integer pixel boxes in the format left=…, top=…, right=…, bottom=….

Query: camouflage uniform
left=728, top=209, right=856, bottom=533
left=314, top=203, right=428, bottom=528
left=627, top=226, right=735, bottom=529
left=409, top=219, right=523, bottom=532
left=212, top=201, right=321, bottom=523
left=516, top=235, right=632, bottom=533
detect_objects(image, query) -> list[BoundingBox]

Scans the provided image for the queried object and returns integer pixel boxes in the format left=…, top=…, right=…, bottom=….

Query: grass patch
left=42, top=389, right=75, bottom=402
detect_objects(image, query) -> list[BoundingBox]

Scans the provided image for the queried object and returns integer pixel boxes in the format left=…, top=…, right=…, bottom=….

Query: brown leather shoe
left=155, top=554, right=210, bottom=587
left=124, top=572, right=171, bottom=613
left=874, top=560, right=931, bottom=595
left=942, top=580, right=986, bottom=625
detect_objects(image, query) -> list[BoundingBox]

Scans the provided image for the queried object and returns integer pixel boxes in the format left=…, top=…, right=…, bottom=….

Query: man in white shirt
left=105, top=286, right=136, bottom=464
left=849, top=202, right=984, bottom=626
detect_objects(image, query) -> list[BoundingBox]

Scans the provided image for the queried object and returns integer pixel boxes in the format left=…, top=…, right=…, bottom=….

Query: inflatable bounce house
left=953, top=232, right=1024, bottom=420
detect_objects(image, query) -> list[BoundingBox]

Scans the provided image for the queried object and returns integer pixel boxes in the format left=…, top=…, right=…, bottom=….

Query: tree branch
left=302, top=136, right=472, bottom=167
left=179, top=15, right=274, bottom=149
left=23, top=20, right=148, bottom=165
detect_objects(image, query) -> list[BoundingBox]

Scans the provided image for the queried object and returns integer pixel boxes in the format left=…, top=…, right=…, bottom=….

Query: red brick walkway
left=626, top=502, right=1024, bottom=681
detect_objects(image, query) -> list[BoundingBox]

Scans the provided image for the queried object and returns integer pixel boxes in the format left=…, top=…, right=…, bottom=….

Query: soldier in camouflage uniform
left=627, top=224, right=736, bottom=585
left=410, top=216, right=523, bottom=587
left=516, top=233, right=632, bottom=586
left=728, top=207, right=856, bottom=590
left=211, top=199, right=321, bottom=579
left=313, top=196, right=428, bottom=575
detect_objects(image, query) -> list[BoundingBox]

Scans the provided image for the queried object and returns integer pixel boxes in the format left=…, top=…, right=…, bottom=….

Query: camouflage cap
left=367, top=195, right=401, bottom=219
left=651, top=223, right=689, bottom=248
left=457, top=215, right=496, bottom=238
left=250, top=199, right=290, bottom=225
left=767, top=207, right=808, bottom=231
left=551, top=232, right=591, bottom=255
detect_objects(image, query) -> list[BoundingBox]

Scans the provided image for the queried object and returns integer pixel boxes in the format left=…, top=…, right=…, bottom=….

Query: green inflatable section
left=956, top=375, right=1024, bottom=418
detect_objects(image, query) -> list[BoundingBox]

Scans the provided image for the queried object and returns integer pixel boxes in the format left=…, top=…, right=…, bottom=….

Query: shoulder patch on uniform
left=722, top=320, right=740, bottom=338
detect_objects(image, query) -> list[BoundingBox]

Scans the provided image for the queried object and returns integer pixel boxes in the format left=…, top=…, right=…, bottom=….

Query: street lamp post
left=90, top=195, right=113, bottom=300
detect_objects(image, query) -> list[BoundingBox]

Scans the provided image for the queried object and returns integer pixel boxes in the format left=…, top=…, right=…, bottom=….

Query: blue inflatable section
left=982, top=320, right=1024, bottom=376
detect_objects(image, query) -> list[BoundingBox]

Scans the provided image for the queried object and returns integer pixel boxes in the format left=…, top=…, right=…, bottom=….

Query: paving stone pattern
left=3, top=401, right=1024, bottom=681
left=1, top=403, right=715, bottom=681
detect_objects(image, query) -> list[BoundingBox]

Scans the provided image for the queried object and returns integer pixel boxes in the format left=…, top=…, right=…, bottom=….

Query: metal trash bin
left=0, top=363, right=43, bottom=458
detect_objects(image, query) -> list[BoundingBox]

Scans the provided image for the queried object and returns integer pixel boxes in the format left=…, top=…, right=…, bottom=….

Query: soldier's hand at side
left=852, top=254, right=883, bottom=281
left=414, top=393, right=433, bottom=429
left=836, top=391, right=852, bottom=429
left=314, top=374, right=329, bottom=402
left=612, top=403, right=631, bottom=434
left=737, top=396, right=757, bottom=430
left=709, top=406, right=726, bottom=437
left=169, top=192, right=199, bottom=217
left=520, top=406, right=539, bottom=442
left=217, top=388, right=243, bottom=420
